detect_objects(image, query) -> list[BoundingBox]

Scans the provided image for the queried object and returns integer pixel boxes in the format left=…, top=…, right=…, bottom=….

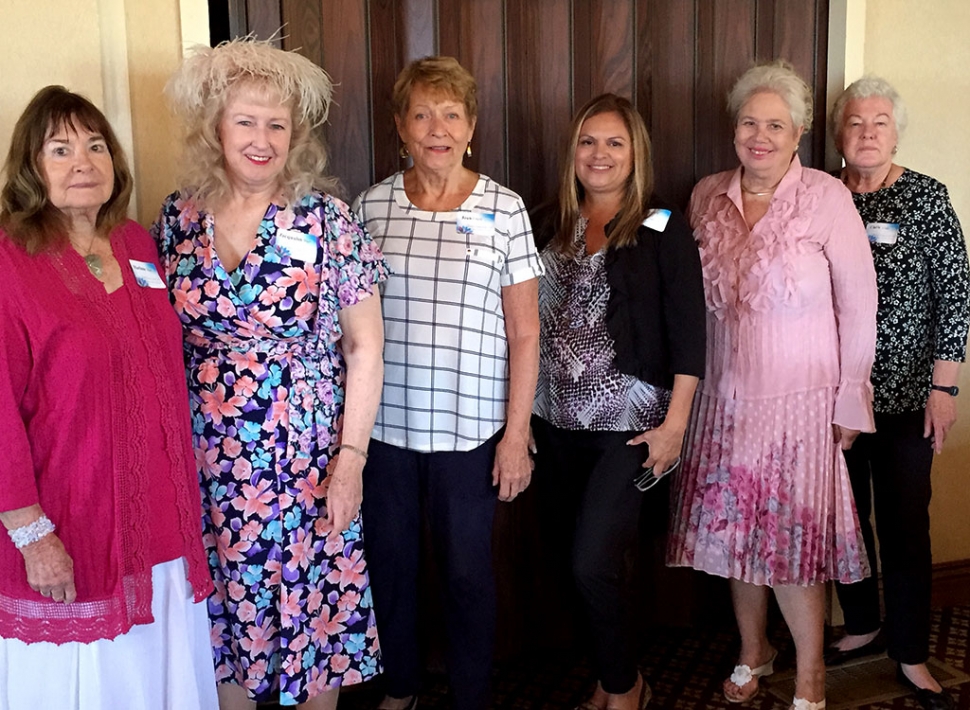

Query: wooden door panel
left=242, top=0, right=830, bottom=209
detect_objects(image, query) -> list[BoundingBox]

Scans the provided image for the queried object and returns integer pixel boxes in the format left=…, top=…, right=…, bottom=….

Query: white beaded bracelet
left=8, top=516, right=55, bottom=549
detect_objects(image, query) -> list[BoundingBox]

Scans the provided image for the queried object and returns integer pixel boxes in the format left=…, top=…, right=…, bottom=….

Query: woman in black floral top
left=825, top=75, right=970, bottom=710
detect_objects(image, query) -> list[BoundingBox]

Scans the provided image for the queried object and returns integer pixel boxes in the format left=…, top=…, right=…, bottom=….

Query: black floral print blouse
left=848, top=169, right=970, bottom=413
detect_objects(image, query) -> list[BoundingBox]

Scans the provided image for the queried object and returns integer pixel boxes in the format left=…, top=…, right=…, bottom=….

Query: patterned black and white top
left=848, top=169, right=970, bottom=413
left=353, top=172, right=544, bottom=452
left=534, top=218, right=671, bottom=432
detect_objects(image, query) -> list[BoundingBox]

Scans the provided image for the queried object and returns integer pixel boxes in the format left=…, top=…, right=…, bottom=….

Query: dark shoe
left=823, top=631, right=886, bottom=666
left=896, top=665, right=955, bottom=710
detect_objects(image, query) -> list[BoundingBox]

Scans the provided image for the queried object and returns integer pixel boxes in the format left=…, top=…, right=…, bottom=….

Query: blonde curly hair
left=166, top=38, right=338, bottom=206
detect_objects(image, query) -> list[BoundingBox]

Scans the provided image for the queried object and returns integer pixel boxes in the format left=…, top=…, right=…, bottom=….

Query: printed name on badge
left=129, top=260, right=166, bottom=288
left=275, top=229, right=319, bottom=262
left=642, top=209, right=672, bottom=232
left=456, top=211, right=496, bottom=238
left=866, top=222, right=899, bottom=245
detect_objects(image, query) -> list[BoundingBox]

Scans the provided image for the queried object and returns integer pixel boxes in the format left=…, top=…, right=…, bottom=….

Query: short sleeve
left=500, top=194, right=544, bottom=288
left=323, top=195, right=390, bottom=311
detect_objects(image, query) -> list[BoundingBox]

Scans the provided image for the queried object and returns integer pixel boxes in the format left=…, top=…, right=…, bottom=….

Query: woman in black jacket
left=531, top=93, right=705, bottom=710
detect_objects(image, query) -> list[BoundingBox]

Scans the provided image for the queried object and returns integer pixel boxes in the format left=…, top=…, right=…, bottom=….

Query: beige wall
left=0, top=0, right=207, bottom=226
left=858, top=0, right=970, bottom=563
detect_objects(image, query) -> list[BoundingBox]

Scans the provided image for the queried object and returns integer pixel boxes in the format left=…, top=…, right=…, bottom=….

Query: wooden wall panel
left=638, top=0, right=697, bottom=206
left=506, top=2, right=572, bottom=207
left=320, top=0, right=372, bottom=200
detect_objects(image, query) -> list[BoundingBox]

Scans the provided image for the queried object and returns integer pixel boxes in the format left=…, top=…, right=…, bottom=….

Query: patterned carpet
left=311, top=604, right=970, bottom=710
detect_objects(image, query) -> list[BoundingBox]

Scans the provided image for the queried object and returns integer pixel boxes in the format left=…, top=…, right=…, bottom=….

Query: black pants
left=360, top=435, right=499, bottom=710
left=834, top=410, right=934, bottom=664
left=532, top=416, right=647, bottom=694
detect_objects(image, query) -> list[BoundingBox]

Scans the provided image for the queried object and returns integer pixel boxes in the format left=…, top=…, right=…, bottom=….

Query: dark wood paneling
left=506, top=1, right=572, bottom=207
left=320, top=0, right=372, bottom=200
left=638, top=0, right=697, bottom=207
left=281, top=0, right=322, bottom=67
left=589, top=0, right=635, bottom=100
left=246, top=0, right=282, bottom=45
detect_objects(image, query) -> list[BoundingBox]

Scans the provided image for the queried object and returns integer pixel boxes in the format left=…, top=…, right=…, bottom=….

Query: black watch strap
left=931, top=384, right=959, bottom=396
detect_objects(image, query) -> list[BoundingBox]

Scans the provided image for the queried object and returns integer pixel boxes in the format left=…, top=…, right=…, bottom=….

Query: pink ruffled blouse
left=688, top=157, right=878, bottom=431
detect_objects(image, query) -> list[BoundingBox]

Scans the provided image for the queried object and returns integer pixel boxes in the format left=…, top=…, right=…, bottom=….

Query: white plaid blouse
left=353, top=172, right=544, bottom=452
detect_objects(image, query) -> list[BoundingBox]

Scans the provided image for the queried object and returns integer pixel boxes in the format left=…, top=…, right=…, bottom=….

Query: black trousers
left=532, top=416, right=647, bottom=695
left=834, top=409, right=934, bottom=664
left=360, top=434, right=499, bottom=710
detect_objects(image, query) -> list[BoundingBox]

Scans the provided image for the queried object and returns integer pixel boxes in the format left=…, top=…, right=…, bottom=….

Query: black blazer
left=532, top=198, right=706, bottom=389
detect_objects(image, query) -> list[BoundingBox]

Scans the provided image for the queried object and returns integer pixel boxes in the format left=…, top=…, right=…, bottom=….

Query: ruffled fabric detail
left=697, top=178, right=822, bottom=319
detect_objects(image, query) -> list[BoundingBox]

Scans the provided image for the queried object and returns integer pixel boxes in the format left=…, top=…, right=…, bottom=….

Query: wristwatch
left=931, top=384, right=960, bottom=396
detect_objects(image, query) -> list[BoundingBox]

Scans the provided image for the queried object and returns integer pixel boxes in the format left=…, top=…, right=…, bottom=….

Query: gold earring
left=399, top=144, right=409, bottom=159
left=465, top=143, right=472, bottom=158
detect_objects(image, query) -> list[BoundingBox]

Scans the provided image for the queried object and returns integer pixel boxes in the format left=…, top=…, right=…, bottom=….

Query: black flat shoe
left=376, top=696, right=418, bottom=710
left=823, top=631, right=886, bottom=666
left=896, top=665, right=955, bottom=710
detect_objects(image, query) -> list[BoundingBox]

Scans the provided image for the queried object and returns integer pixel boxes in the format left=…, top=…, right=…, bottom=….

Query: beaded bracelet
left=339, top=444, right=369, bottom=461
left=8, top=515, right=55, bottom=550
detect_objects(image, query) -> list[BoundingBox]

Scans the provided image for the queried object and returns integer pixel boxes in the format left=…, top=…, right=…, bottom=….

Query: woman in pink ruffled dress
left=667, top=61, right=878, bottom=710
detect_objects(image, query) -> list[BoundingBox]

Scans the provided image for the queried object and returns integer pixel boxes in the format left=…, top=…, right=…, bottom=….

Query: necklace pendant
left=84, top=253, right=104, bottom=279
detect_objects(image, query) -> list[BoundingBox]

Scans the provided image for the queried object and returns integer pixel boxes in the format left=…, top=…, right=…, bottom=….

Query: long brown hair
left=550, top=93, right=654, bottom=256
left=0, top=86, right=133, bottom=253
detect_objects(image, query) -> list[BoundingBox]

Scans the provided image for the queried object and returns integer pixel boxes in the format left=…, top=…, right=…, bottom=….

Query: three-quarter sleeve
left=924, top=184, right=970, bottom=362
left=825, top=186, right=878, bottom=432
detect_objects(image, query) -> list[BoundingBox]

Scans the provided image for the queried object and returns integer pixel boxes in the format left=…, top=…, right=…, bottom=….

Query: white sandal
left=724, top=649, right=778, bottom=703
left=791, top=698, right=826, bottom=710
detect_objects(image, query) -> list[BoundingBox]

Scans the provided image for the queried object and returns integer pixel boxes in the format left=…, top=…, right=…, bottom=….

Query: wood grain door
left=240, top=0, right=830, bottom=650
left=243, top=0, right=829, bottom=210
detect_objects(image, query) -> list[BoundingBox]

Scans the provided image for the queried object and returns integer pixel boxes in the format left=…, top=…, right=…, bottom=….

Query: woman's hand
left=492, top=433, right=533, bottom=502
left=833, top=424, right=861, bottom=450
left=21, top=534, right=76, bottom=604
left=326, top=453, right=365, bottom=541
left=924, top=390, right=958, bottom=454
left=628, top=423, right=685, bottom=475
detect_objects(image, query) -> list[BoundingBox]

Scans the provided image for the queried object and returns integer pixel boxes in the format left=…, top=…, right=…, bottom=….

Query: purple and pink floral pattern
left=152, top=191, right=388, bottom=705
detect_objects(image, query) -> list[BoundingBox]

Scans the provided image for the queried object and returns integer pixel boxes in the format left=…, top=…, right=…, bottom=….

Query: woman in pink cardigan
left=0, top=87, right=215, bottom=710
left=667, top=62, right=878, bottom=710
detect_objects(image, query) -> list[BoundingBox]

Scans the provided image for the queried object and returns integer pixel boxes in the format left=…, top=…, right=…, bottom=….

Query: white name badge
left=456, top=211, right=496, bottom=238
left=642, top=208, right=672, bottom=232
left=275, top=229, right=318, bottom=262
left=129, top=260, right=166, bottom=289
left=866, top=222, right=899, bottom=245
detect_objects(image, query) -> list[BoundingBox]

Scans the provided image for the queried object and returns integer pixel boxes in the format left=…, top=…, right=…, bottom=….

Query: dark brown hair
left=551, top=93, right=654, bottom=256
left=0, top=86, right=133, bottom=253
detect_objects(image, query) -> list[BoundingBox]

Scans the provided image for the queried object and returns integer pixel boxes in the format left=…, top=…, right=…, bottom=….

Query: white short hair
left=829, top=74, right=908, bottom=146
left=727, top=60, right=813, bottom=132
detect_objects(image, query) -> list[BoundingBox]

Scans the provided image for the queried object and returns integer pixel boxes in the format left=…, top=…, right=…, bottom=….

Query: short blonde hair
left=166, top=38, right=337, bottom=206
left=728, top=60, right=813, bottom=132
left=392, top=56, right=478, bottom=120
left=830, top=74, right=907, bottom=147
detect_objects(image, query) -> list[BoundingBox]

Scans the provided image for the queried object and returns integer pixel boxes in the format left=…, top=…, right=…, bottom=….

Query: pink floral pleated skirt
left=667, top=387, right=870, bottom=586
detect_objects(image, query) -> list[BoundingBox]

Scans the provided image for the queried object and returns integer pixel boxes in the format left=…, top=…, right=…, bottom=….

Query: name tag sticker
left=642, top=209, right=672, bottom=232
left=275, top=229, right=318, bottom=262
left=456, top=211, right=496, bottom=237
left=866, top=222, right=899, bottom=245
left=129, top=260, right=166, bottom=289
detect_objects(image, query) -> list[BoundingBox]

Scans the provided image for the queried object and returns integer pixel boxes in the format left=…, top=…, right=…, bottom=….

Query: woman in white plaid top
left=352, top=57, right=543, bottom=710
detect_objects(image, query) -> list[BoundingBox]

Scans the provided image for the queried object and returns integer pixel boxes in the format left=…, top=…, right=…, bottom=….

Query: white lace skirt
left=0, top=558, right=217, bottom=710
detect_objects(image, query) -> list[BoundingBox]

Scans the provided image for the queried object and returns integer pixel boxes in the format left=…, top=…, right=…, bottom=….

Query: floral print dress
left=152, top=191, right=388, bottom=705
